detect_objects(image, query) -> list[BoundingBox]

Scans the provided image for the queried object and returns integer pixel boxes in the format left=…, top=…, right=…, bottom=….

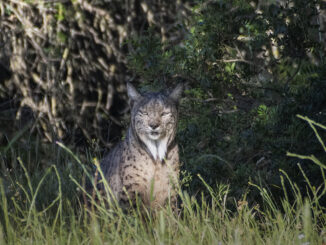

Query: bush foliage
left=0, top=0, right=189, bottom=145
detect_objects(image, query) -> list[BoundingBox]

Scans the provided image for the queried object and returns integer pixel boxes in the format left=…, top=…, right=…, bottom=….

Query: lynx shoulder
left=95, top=83, right=183, bottom=209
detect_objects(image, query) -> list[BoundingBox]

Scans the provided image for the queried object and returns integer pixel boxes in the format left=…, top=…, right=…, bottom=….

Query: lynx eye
left=161, top=111, right=170, bottom=116
left=140, top=111, right=148, bottom=116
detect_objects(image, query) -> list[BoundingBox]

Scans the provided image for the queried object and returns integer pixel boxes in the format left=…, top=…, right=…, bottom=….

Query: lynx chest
left=118, top=142, right=179, bottom=208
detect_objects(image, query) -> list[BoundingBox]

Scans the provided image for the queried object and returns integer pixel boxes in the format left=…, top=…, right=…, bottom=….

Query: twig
left=284, top=59, right=302, bottom=90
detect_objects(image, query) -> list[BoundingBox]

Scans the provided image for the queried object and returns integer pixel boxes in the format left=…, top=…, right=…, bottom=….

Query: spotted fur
left=95, top=83, right=183, bottom=209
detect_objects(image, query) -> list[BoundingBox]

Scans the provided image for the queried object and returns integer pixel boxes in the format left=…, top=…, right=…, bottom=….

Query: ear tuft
left=169, top=83, right=184, bottom=102
left=127, top=82, right=141, bottom=103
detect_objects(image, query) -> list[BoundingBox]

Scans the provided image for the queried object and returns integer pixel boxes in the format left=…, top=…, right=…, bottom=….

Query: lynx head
left=127, top=82, right=183, bottom=161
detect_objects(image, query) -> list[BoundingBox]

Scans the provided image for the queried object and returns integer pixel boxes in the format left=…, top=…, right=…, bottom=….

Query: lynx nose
left=149, top=122, right=160, bottom=130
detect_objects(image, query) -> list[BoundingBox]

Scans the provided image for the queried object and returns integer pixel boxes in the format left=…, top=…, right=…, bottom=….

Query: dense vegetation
left=0, top=0, right=326, bottom=243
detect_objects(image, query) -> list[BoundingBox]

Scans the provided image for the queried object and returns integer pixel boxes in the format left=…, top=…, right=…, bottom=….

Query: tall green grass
left=0, top=115, right=325, bottom=244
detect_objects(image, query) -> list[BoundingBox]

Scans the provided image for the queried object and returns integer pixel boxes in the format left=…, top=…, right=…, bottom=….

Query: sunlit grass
left=0, top=115, right=325, bottom=244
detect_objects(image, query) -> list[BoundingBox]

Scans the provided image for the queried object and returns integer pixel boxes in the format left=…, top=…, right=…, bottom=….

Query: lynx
left=93, top=82, right=183, bottom=210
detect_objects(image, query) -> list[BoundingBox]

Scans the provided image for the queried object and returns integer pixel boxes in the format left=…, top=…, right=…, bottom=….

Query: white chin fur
left=141, top=135, right=168, bottom=161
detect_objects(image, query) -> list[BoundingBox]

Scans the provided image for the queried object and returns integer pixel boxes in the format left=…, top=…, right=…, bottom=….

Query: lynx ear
left=169, top=83, right=184, bottom=102
left=127, top=82, right=141, bottom=103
